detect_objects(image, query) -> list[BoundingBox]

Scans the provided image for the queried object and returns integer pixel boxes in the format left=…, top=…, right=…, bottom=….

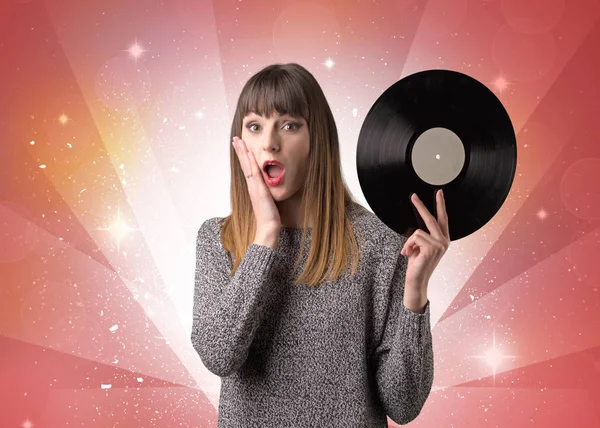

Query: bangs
left=240, top=69, right=310, bottom=120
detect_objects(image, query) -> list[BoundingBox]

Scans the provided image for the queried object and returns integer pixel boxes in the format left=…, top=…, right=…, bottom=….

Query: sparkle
left=537, top=208, right=548, bottom=220
left=323, top=57, right=335, bottom=69
left=129, top=42, right=144, bottom=58
left=490, top=73, right=512, bottom=94
left=97, top=205, right=139, bottom=254
left=22, top=419, right=35, bottom=428
left=124, top=37, right=147, bottom=63
left=471, top=327, right=520, bottom=383
left=58, top=114, right=69, bottom=125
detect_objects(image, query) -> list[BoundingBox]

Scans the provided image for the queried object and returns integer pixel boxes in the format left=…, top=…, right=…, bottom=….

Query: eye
left=284, top=122, right=301, bottom=131
left=245, top=121, right=302, bottom=132
left=246, top=123, right=259, bottom=132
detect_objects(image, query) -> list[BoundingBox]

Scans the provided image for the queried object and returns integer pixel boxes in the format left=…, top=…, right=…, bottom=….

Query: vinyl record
left=356, top=69, right=517, bottom=241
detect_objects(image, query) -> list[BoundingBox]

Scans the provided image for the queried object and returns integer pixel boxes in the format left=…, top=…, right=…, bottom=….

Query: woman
left=191, top=63, right=450, bottom=427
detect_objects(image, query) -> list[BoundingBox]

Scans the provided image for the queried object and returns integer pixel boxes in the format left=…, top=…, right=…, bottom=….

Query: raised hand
left=232, top=136, right=282, bottom=234
left=400, top=189, right=450, bottom=312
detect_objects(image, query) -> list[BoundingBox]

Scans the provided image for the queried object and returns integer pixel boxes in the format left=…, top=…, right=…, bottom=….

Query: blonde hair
left=219, top=63, right=361, bottom=287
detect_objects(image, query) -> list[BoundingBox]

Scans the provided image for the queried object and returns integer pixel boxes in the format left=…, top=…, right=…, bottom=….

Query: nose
left=262, top=127, right=280, bottom=153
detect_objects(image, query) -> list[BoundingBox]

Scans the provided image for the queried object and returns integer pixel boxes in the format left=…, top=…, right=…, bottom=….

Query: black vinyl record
left=356, top=69, right=517, bottom=241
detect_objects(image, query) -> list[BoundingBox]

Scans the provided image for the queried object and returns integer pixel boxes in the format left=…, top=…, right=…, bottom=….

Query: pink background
left=1, top=0, right=599, bottom=426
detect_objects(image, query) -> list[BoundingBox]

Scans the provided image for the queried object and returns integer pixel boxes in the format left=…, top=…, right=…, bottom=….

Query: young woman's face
left=241, top=111, right=310, bottom=201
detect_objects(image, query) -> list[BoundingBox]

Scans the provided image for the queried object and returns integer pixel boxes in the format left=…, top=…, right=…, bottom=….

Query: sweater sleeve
left=190, top=218, right=279, bottom=377
left=370, top=229, right=434, bottom=425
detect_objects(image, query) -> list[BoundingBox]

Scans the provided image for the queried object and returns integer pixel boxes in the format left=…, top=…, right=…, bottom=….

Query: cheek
left=240, top=128, right=254, bottom=144
left=290, top=160, right=309, bottom=181
left=238, top=135, right=254, bottom=153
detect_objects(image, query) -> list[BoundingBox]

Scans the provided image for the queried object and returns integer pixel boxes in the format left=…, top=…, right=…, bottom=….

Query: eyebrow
left=244, top=113, right=300, bottom=122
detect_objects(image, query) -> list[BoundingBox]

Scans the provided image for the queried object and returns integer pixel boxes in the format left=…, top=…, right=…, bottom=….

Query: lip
left=262, top=159, right=285, bottom=170
left=262, top=160, right=286, bottom=187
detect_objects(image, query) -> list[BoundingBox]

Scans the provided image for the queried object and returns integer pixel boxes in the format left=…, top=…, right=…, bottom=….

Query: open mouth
left=264, top=164, right=284, bottom=179
left=262, top=161, right=286, bottom=186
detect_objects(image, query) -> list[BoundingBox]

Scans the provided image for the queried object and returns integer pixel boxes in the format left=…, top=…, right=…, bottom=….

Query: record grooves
left=356, top=69, right=517, bottom=240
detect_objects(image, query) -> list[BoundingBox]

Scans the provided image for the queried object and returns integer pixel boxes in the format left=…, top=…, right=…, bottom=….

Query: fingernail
left=440, top=189, right=444, bottom=199
left=413, top=193, right=419, bottom=200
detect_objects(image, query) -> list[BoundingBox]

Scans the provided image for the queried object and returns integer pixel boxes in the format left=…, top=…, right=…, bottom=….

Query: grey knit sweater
left=191, top=203, right=434, bottom=427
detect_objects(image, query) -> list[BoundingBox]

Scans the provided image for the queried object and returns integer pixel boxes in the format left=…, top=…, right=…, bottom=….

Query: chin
left=269, top=189, right=289, bottom=202
left=270, top=184, right=302, bottom=202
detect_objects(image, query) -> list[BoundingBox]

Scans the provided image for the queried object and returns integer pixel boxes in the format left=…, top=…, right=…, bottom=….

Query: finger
left=411, top=193, right=444, bottom=241
left=238, top=137, right=260, bottom=180
left=232, top=136, right=243, bottom=170
left=247, top=150, right=262, bottom=179
left=436, top=189, right=450, bottom=242
left=401, top=229, right=438, bottom=256
left=233, top=137, right=250, bottom=178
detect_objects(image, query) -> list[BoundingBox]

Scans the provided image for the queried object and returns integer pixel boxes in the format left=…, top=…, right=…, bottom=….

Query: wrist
left=253, top=229, right=280, bottom=249
left=403, top=293, right=428, bottom=314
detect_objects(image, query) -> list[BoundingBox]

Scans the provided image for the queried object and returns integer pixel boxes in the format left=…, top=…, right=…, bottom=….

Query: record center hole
left=411, top=127, right=465, bottom=186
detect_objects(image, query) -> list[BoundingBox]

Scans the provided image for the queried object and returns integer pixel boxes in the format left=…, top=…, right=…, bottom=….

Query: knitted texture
left=191, top=203, right=434, bottom=427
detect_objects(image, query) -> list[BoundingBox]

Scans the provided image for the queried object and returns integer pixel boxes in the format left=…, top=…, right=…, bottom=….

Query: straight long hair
left=219, top=63, right=360, bottom=287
